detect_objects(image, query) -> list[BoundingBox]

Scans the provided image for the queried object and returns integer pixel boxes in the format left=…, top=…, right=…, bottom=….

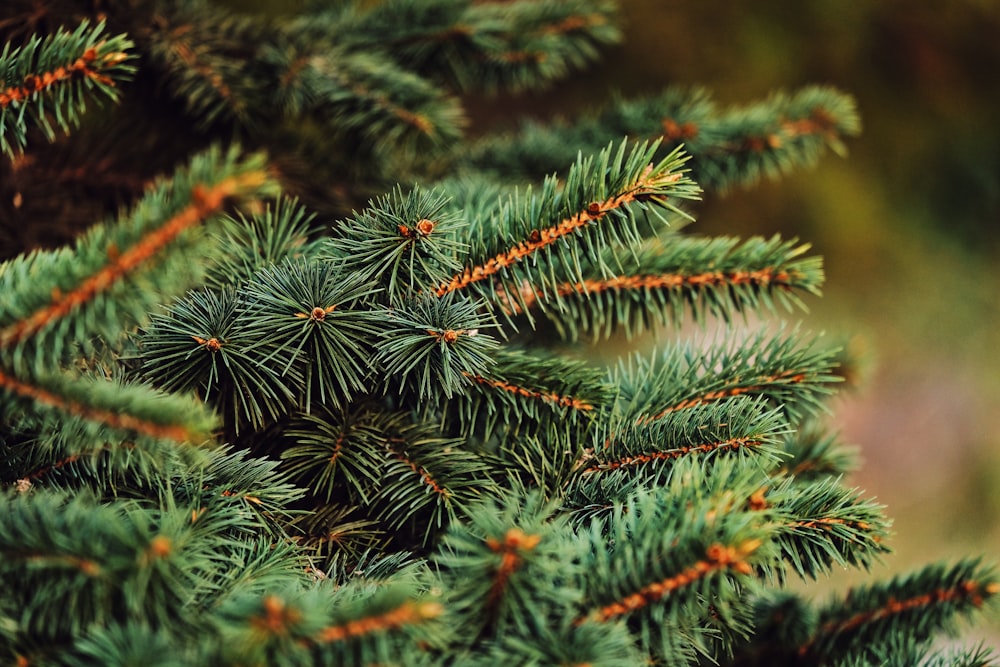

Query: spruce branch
left=282, top=406, right=393, bottom=505
left=470, top=620, right=644, bottom=667
left=260, top=40, right=466, bottom=154
left=214, top=580, right=444, bottom=665
left=374, top=423, right=496, bottom=548
left=512, top=234, right=824, bottom=341
left=0, top=489, right=289, bottom=650
left=64, top=622, right=199, bottom=667
left=777, top=423, right=860, bottom=480
left=375, top=293, right=500, bottom=401
left=0, top=145, right=274, bottom=365
left=436, top=141, right=701, bottom=323
left=571, top=397, right=787, bottom=492
left=0, top=4, right=994, bottom=663
left=454, top=0, right=620, bottom=93
left=5, top=430, right=144, bottom=495
left=434, top=492, right=582, bottom=643
left=612, top=328, right=841, bottom=424
left=181, top=447, right=307, bottom=540
left=288, top=505, right=386, bottom=570
left=462, top=85, right=861, bottom=191
left=0, top=362, right=215, bottom=443
left=0, top=20, right=134, bottom=155
left=239, top=259, right=381, bottom=410
left=140, top=286, right=297, bottom=436
left=451, top=347, right=610, bottom=454
left=205, top=196, right=324, bottom=291
left=325, top=185, right=468, bottom=301
left=765, top=476, right=891, bottom=580
left=0, top=146, right=273, bottom=446
left=577, top=475, right=777, bottom=660
left=141, top=2, right=260, bottom=126
left=313, top=597, right=444, bottom=649
left=800, top=560, right=999, bottom=662
left=290, top=0, right=620, bottom=94
left=324, top=548, right=428, bottom=588
left=827, top=641, right=998, bottom=667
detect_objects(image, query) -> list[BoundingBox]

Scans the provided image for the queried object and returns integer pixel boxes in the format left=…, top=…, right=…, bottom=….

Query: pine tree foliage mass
left=0, top=2, right=997, bottom=666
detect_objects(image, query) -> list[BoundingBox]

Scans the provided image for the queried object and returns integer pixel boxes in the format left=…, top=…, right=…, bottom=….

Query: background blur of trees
left=470, top=0, right=1000, bottom=640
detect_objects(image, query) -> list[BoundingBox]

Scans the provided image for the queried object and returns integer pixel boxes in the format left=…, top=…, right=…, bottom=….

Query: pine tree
left=1, top=3, right=996, bottom=666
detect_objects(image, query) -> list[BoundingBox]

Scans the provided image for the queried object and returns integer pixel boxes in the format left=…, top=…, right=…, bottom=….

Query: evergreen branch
left=65, top=622, right=200, bottom=667
left=324, top=185, right=467, bottom=301
left=141, top=3, right=261, bottom=126
left=291, top=0, right=619, bottom=94
left=261, top=41, right=466, bottom=153
left=375, top=293, right=500, bottom=400
left=139, top=286, right=297, bottom=436
left=436, top=141, right=700, bottom=311
left=214, top=580, right=443, bottom=664
left=313, top=583, right=447, bottom=659
left=187, top=448, right=307, bottom=538
left=314, top=599, right=443, bottom=644
left=452, top=0, right=620, bottom=93
left=613, top=329, right=841, bottom=423
left=7, top=436, right=168, bottom=495
left=288, top=506, right=385, bottom=570
left=389, top=449, right=451, bottom=501
left=324, top=549, right=427, bottom=588
left=461, top=85, right=860, bottom=191
left=764, top=476, right=890, bottom=580
left=462, top=371, right=595, bottom=412
left=777, top=424, right=860, bottom=480
left=0, top=368, right=217, bottom=444
left=205, top=196, right=324, bottom=291
left=452, top=351, right=612, bottom=493
left=573, top=398, right=786, bottom=488
left=586, top=435, right=760, bottom=473
left=580, top=540, right=761, bottom=625
left=282, top=407, right=392, bottom=505
left=239, top=259, right=381, bottom=410
left=472, top=619, right=644, bottom=667
left=19, top=447, right=112, bottom=484
left=0, top=20, right=134, bottom=155
left=563, top=426, right=784, bottom=535
left=0, top=146, right=275, bottom=367
left=827, top=640, right=998, bottom=667
left=434, top=492, right=585, bottom=643
left=483, top=527, right=543, bottom=608
left=510, top=235, right=823, bottom=341
left=578, top=476, right=778, bottom=659
left=524, top=262, right=808, bottom=307
left=0, top=6, right=994, bottom=663
left=498, top=434, right=582, bottom=500
left=0, top=491, right=245, bottom=645
left=374, top=424, right=496, bottom=547
left=800, top=560, right=999, bottom=661
left=691, top=86, right=862, bottom=190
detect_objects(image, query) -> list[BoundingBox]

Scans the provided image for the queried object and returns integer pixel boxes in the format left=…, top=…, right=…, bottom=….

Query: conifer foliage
left=1, top=2, right=996, bottom=666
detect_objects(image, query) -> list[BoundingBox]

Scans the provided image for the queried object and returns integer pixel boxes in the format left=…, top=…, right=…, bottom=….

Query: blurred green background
left=472, top=0, right=1000, bottom=641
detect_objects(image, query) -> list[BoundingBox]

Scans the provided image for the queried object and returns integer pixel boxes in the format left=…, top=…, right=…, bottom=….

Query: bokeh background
left=467, top=0, right=1000, bottom=642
